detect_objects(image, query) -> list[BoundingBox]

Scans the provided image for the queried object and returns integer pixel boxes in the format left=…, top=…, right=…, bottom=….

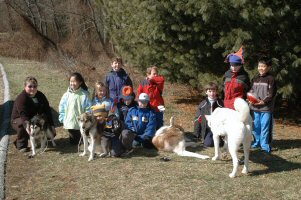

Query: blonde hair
left=146, top=65, right=158, bottom=75
left=24, top=76, right=38, bottom=86
left=94, top=81, right=109, bottom=98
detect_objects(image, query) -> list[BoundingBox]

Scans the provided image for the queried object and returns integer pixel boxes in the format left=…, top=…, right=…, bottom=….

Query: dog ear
left=39, top=118, right=46, bottom=126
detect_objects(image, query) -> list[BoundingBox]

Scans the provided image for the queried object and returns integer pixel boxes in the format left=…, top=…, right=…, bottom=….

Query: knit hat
left=91, top=104, right=108, bottom=117
left=121, top=86, right=135, bottom=101
left=138, top=93, right=150, bottom=103
left=225, top=46, right=244, bottom=65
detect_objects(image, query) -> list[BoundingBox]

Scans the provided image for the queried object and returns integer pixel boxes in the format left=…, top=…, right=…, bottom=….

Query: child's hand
left=254, top=100, right=264, bottom=106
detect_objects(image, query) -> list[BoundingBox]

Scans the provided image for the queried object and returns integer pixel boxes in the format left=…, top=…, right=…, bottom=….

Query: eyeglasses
left=27, top=85, right=37, bottom=89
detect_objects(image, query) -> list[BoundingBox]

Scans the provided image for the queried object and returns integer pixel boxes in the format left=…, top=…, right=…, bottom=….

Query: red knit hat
left=122, top=86, right=135, bottom=100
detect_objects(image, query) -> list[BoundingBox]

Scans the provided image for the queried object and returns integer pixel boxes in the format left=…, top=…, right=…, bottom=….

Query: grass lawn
left=1, top=57, right=301, bottom=200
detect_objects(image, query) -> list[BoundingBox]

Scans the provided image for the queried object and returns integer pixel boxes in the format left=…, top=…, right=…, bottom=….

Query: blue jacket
left=124, top=106, right=157, bottom=139
left=105, top=68, right=133, bottom=102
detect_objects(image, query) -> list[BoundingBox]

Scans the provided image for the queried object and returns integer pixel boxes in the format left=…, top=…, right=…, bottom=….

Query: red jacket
left=223, top=68, right=250, bottom=109
left=137, top=76, right=164, bottom=112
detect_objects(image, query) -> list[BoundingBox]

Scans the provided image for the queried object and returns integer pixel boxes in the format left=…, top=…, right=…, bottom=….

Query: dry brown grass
left=1, top=57, right=301, bottom=200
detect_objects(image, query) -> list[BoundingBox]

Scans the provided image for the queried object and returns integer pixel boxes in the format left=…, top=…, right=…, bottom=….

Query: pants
left=11, top=118, right=29, bottom=149
left=252, top=112, right=273, bottom=153
left=68, top=129, right=81, bottom=145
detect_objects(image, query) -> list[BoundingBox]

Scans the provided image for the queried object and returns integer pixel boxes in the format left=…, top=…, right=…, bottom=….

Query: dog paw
left=212, top=156, right=219, bottom=161
left=99, top=153, right=107, bottom=158
left=241, top=168, right=248, bottom=175
left=202, top=155, right=210, bottom=159
left=88, top=157, right=94, bottom=161
left=79, top=152, right=86, bottom=157
left=229, top=173, right=237, bottom=178
left=52, top=142, right=56, bottom=147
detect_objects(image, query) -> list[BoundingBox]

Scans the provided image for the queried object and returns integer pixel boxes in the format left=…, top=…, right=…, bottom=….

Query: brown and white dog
left=152, top=117, right=210, bottom=159
left=25, top=114, right=56, bottom=157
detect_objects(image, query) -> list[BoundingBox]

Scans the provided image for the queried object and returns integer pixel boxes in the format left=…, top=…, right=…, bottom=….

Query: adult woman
left=11, top=76, right=55, bottom=152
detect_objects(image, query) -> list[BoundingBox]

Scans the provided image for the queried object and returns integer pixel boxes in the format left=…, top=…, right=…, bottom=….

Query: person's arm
left=14, top=92, right=31, bottom=122
left=141, top=111, right=157, bottom=139
left=58, top=92, right=68, bottom=123
left=40, top=92, right=55, bottom=126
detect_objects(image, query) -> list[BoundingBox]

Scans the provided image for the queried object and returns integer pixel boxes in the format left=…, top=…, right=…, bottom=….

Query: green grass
left=1, top=57, right=301, bottom=200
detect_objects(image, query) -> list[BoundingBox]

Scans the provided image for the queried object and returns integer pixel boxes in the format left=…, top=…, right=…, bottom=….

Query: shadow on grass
left=250, top=149, right=301, bottom=176
left=272, top=139, right=301, bottom=150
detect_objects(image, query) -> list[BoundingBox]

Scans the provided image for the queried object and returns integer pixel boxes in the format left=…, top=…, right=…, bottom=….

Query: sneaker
left=120, top=149, right=134, bottom=157
left=132, top=141, right=142, bottom=149
left=19, top=147, right=30, bottom=153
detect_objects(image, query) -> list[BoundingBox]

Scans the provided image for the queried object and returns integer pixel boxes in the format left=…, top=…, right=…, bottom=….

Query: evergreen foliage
left=98, top=0, right=301, bottom=104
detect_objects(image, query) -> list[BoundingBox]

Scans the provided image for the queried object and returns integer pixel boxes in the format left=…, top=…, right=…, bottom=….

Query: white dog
left=152, top=117, right=210, bottom=159
left=206, top=98, right=253, bottom=178
left=25, top=114, right=56, bottom=157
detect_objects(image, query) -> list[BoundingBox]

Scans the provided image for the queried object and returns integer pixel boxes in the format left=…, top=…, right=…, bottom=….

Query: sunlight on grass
left=1, top=57, right=301, bottom=200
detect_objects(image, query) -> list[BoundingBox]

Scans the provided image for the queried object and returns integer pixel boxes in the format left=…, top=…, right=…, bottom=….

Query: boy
left=118, top=86, right=138, bottom=122
left=193, top=82, right=224, bottom=147
left=121, top=93, right=157, bottom=149
left=249, top=56, right=277, bottom=153
left=137, top=65, right=165, bottom=129
left=105, top=57, right=133, bottom=102
left=223, top=47, right=250, bottom=110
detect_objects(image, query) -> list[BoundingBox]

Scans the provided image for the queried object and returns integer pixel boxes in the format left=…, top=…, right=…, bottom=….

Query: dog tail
left=169, top=116, right=174, bottom=127
left=234, top=98, right=250, bottom=123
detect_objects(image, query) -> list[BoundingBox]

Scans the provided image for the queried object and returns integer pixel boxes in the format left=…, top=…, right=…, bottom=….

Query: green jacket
left=59, top=87, right=91, bottom=129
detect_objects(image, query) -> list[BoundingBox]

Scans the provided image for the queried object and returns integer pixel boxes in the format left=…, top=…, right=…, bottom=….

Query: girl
left=59, top=72, right=91, bottom=145
left=92, top=81, right=118, bottom=117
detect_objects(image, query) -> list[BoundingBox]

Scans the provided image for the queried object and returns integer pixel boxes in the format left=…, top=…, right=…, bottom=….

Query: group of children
left=59, top=57, right=165, bottom=157
left=58, top=47, right=277, bottom=158
left=193, top=47, right=277, bottom=154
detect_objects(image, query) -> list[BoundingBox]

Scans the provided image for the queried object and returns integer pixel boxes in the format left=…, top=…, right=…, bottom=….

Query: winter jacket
left=117, top=100, right=138, bottom=122
left=223, top=67, right=250, bottom=109
left=124, top=106, right=157, bottom=139
left=59, top=87, right=91, bottom=129
left=105, top=68, right=133, bottom=102
left=11, top=90, right=54, bottom=126
left=249, top=72, right=277, bottom=112
left=137, top=76, right=164, bottom=112
left=194, top=98, right=224, bottom=139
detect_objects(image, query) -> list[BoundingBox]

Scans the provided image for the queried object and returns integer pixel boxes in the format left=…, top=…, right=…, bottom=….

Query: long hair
left=69, top=72, right=88, bottom=91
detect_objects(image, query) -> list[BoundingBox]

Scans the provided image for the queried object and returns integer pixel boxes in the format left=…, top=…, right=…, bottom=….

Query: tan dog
left=77, top=112, right=103, bottom=161
left=152, top=117, right=209, bottom=159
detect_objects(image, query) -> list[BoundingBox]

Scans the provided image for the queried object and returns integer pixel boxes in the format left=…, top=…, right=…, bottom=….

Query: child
left=193, top=82, right=224, bottom=147
left=92, top=81, right=119, bottom=117
left=117, top=85, right=138, bottom=122
left=121, top=93, right=157, bottom=149
left=91, top=104, right=124, bottom=157
left=223, top=46, right=250, bottom=110
left=105, top=57, right=133, bottom=102
left=59, top=72, right=91, bottom=145
left=137, top=65, right=165, bottom=129
left=249, top=56, right=277, bottom=153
